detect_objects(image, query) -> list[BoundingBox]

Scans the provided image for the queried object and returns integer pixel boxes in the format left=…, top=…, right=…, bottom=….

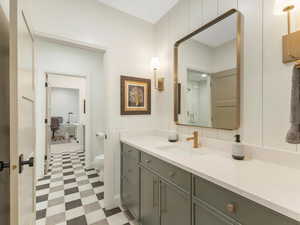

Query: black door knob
left=19, top=154, right=34, bottom=174
left=0, top=161, right=10, bottom=172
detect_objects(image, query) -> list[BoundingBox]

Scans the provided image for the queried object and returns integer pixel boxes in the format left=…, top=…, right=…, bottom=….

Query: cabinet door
left=160, top=181, right=191, bottom=225
left=194, top=200, right=240, bottom=225
left=140, top=167, right=160, bottom=225
left=121, top=147, right=140, bottom=219
left=121, top=151, right=130, bottom=209
left=126, top=157, right=139, bottom=218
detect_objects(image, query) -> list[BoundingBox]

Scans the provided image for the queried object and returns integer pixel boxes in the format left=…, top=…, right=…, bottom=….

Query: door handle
left=19, top=154, right=34, bottom=174
left=83, top=99, right=86, bottom=114
left=160, top=182, right=167, bottom=214
left=0, top=161, right=10, bottom=172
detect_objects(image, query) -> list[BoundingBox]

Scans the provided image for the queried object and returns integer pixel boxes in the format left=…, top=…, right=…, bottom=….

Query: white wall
left=51, top=88, right=80, bottom=123
left=213, top=40, right=236, bottom=73
left=0, top=0, right=9, bottom=19
left=155, top=0, right=298, bottom=151
left=35, top=40, right=105, bottom=181
left=31, top=0, right=160, bottom=209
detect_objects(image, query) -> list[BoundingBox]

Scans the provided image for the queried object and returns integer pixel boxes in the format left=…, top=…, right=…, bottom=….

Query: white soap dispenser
left=232, top=134, right=245, bottom=160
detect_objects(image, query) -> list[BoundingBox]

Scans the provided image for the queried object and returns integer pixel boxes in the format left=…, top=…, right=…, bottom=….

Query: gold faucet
left=186, top=131, right=200, bottom=148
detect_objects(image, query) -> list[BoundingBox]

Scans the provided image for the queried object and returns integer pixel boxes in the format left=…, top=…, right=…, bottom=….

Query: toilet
left=93, top=154, right=104, bottom=172
left=92, top=132, right=106, bottom=181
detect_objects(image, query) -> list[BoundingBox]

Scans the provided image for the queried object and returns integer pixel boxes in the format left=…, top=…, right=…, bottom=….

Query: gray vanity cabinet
left=140, top=151, right=192, bottom=225
left=194, top=199, right=240, bottom=225
left=121, top=143, right=300, bottom=225
left=193, top=176, right=299, bottom=225
left=140, top=167, right=160, bottom=225
left=160, top=180, right=191, bottom=225
left=121, top=144, right=140, bottom=219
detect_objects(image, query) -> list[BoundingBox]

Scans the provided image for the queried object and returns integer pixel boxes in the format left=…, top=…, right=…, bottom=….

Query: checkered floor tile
left=35, top=151, right=135, bottom=225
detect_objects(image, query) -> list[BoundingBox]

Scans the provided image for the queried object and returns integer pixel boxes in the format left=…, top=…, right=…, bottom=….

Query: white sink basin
left=157, top=142, right=209, bottom=155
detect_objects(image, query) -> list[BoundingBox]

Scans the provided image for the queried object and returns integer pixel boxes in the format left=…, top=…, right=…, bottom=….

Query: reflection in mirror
left=186, top=70, right=212, bottom=127
left=175, top=10, right=240, bottom=130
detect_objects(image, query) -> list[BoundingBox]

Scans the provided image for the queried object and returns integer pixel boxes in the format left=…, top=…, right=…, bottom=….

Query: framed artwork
left=120, top=76, right=151, bottom=115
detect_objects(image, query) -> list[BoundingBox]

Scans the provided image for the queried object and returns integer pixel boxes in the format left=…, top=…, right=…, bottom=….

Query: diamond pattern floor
left=35, top=151, right=134, bottom=225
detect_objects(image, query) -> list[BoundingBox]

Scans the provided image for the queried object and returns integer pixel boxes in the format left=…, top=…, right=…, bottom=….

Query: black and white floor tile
left=35, top=151, right=134, bottom=225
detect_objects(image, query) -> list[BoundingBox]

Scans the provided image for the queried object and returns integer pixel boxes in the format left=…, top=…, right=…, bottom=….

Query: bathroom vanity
left=120, top=132, right=300, bottom=225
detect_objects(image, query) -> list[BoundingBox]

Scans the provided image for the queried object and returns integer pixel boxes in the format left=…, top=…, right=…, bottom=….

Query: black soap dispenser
left=232, top=134, right=245, bottom=160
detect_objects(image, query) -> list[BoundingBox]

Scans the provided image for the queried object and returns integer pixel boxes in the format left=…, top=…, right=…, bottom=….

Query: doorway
left=34, top=38, right=126, bottom=225
left=45, top=73, right=87, bottom=173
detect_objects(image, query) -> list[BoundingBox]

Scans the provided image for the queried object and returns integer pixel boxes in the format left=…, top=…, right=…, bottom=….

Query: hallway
left=35, top=151, right=133, bottom=225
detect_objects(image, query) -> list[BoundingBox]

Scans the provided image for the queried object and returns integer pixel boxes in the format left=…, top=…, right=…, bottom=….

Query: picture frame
left=120, top=76, right=151, bottom=115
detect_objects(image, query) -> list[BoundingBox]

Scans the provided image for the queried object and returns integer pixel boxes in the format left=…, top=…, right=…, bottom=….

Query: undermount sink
left=157, top=142, right=209, bottom=155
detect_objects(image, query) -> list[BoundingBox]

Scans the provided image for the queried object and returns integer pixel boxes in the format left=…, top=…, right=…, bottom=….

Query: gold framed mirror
left=174, top=9, right=241, bottom=130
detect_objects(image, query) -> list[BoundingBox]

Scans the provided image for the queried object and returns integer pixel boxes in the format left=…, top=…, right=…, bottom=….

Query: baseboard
left=102, top=194, right=121, bottom=210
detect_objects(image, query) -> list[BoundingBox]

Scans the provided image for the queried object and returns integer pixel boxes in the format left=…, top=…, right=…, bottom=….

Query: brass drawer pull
left=226, top=203, right=236, bottom=214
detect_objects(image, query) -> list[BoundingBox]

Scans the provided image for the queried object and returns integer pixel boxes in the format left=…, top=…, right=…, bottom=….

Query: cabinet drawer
left=194, top=176, right=298, bottom=225
left=193, top=198, right=241, bottom=225
left=141, top=152, right=191, bottom=192
left=122, top=144, right=140, bottom=162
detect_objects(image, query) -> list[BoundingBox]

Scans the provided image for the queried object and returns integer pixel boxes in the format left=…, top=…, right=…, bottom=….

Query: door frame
left=35, top=32, right=116, bottom=209
left=44, top=72, right=89, bottom=173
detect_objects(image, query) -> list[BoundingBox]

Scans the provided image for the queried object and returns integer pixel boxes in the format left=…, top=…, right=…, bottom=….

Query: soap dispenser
left=232, top=134, right=245, bottom=160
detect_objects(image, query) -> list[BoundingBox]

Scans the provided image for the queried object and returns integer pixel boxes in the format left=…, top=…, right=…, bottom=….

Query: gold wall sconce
left=151, top=57, right=164, bottom=91
left=278, top=0, right=300, bottom=63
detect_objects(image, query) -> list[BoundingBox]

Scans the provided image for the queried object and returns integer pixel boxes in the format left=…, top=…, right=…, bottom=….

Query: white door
left=10, top=0, right=36, bottom=225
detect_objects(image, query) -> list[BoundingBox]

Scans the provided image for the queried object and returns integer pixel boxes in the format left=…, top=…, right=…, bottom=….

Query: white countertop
left=120, top=132, right=300, bottom=222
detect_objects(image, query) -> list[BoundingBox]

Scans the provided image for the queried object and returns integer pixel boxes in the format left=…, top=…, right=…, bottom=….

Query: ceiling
left=97, top=0, right=179, bottom=23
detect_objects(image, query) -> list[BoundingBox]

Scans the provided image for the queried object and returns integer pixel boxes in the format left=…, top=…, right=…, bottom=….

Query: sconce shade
left=274, top=0, right=300, bottom=15
left=151, top=57, right=160, bottom=70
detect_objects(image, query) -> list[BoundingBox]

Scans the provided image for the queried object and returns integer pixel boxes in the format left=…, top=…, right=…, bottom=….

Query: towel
left=286, top=66, right=300, bottom=144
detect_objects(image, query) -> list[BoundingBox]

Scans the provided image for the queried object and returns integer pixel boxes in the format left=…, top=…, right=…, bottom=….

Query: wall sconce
left=277, top=0, right=300, bottom=63
left=151, top=57, right=164, bottom=91
left=278, top=0, right=300, bottom=34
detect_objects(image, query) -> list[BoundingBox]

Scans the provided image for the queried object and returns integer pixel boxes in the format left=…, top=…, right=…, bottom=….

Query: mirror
left=174, top=9, right=241, bottom=130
